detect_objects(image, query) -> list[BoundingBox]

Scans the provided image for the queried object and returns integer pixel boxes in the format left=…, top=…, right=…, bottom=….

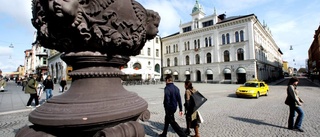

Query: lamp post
left=16, top=0, right=160, bottom=136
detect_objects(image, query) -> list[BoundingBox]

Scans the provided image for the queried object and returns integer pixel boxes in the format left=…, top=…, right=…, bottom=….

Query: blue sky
left=0, top=0, right=319, bottom=72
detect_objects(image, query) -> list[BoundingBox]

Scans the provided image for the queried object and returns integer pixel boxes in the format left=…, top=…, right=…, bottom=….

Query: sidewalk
left=0, top=81, right=68, bottom=114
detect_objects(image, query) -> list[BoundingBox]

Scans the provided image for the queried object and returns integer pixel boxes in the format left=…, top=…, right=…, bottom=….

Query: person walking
left=22, top=77, right=28, bottom=91
left=285, top=77, right=304, bottom=132
left=184, top=80, right=200, bottom=137
left=0, top=75, right=6, bottom=92
left=59, top=77, right=67, bottom=93
left=159, top=75, right=187, bottom=137
left=25, top=74, right=40, bottom=108
left=43, top=75, right=54, bottom=100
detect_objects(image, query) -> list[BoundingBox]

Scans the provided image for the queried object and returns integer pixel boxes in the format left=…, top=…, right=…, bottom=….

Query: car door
left=260, top=83, right=266, bottom=94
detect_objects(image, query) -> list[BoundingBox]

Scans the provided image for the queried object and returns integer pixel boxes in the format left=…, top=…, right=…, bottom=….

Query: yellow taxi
left=235, top=80, right=269, bottom=98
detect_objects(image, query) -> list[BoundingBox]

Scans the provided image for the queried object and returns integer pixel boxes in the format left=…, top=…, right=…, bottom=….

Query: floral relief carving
left=32, top=0, right=160, bottom=57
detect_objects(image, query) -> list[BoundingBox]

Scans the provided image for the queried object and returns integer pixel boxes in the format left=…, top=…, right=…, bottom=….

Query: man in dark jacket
left=43, top=75, right=54, bottom=100
left=159, top=75, right=186, bottom=137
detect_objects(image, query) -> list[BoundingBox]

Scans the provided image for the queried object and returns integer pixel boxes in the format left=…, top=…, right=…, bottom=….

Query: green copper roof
left=192, top=0, right=203, bottom=14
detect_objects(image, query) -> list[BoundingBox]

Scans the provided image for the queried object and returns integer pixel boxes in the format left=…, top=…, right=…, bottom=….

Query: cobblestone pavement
left=1, top=78, right=320, bottom=137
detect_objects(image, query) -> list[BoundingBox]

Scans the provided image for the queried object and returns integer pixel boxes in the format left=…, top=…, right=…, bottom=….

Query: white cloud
left=138, top=0, right=188, bottom=37
left=0, top=46, right=13, bottom=56
left=0, top=0, right=32, bottom=26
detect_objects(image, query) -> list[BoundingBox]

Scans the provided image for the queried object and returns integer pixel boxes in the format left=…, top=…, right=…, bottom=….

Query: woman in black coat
left=60, top=78, right=67, bottom=92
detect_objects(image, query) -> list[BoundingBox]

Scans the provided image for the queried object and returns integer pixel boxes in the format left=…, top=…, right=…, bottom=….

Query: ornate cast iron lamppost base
left=16, top=52, right=150, bottom=136
left=17, top=0, right=160, bottom=135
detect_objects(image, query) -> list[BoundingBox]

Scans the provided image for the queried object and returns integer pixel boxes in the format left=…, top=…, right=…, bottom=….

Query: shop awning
left=173, top=71, right=179, bottom=75
left=185, top=70, right=191, bottom=75
left=236, top=68, right=246, bottom=73
left=206, top=69, right=213, bottom=74
left=164, top=69, right=172, bottom=74
left=223, top=68, right=231, bottom=74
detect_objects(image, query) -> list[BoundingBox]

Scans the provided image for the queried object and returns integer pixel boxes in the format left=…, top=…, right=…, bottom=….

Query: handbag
left=197, top=111, right=204, bottom=123
left=190, top=91, right=207, bottom=113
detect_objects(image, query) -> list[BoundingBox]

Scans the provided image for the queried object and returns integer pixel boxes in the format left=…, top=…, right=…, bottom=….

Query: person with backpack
left=25, top=74, right=40, bottom=108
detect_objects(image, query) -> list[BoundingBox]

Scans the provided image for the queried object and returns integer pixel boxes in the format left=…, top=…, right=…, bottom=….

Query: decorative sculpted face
left=48, top=0, right=79, bottom=19
left=146, top=10, right=160, bottom=40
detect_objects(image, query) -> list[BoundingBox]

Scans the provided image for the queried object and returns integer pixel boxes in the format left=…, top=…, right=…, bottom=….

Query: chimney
left=218, top=14, right=226, bottom=21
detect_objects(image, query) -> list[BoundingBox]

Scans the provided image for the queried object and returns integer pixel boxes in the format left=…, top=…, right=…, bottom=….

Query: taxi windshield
left=243, top=82, right=258, bottom=87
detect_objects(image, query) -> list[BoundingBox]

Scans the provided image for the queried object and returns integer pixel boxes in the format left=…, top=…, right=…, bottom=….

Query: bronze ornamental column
left=16, top=0, right=160, bottom=136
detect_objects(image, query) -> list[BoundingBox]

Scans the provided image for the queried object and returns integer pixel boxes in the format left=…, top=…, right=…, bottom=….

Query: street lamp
left=9, top=43, right=14, bottom=48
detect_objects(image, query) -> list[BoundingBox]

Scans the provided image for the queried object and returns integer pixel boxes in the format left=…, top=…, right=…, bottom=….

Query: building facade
left=24, top=49, right=33, bottom=75
left=308, top=25, right=320, bottom=76
left=162, top=1, right=283, bottom=84
left=47, top=50, right=69, bottom=83
left=122, top=35, right=162, bottom=80
left=33, top=41, right=48, bottom=77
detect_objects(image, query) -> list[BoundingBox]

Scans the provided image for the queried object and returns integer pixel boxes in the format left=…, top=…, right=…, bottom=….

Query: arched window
left=206, top=53, right=212, bottom=63
left=184, top=42, right=187, bottom=50
left=195, top=54, right=200, bottom=64
left=235, top=31, right=239, bottom=42
left=224, top=50, right=230, bottom=62
left=174, top=57, right=178, bottom=66
left=240, top=30, right=244, bottom=41
left=155, top=64, right=160, bottom=73
left=222, top=34, right=226, bottom=45
left=167, top=58, right=170, bottom=67
left=209, top=37, right=212, bottom=46
left=186, top=56, right=190, bottom=65
left=205, top=38, right=208, bottom=47
left=187, top=41, right=190, bottom=50
left=168, top=46, right=171, bottom=53
left=133, top=62, right=141, bottom=69
left=173, top=45, right=176, bottom=52
left=194, top=40, right=197, bottom=49
left=226, top=33, right=230, bottom=44
left=237, top=48, right=244, bottom=61
left=197, top=39, right=200, bottom=49
left=176, top=44, right=178, bottom=52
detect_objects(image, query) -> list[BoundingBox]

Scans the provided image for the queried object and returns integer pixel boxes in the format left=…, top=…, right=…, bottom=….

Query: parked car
left=235, top=80, right=269, bottom=98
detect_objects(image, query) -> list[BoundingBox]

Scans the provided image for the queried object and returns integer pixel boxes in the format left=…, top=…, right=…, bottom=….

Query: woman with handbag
left=184, top=80, right=200, bottom=137
left=285, top=77, right=304, bottom=132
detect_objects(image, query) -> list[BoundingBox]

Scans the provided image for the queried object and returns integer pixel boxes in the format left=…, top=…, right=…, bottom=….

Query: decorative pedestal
left=17, top=0, right=160, bottom=136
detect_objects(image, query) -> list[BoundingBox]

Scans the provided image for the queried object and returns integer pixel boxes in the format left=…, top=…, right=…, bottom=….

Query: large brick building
left=308, top=25, right=320, bottom=76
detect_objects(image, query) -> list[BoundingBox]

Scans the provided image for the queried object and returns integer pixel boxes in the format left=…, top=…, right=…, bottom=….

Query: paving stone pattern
left=1, top=79, right=320, bottom=137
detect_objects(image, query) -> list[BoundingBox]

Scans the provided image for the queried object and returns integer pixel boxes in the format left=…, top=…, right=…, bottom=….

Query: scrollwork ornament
left=32, top=0, right=160, bottom=59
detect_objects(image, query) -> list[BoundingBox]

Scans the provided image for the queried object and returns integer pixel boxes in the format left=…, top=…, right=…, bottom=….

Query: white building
left=162, top=0, right=283, bottom=84
left=24, top=49, right=33, bottom=75
left=123, top=35, right=162, bottom=81
left=47, top=50, right=68, bottom=83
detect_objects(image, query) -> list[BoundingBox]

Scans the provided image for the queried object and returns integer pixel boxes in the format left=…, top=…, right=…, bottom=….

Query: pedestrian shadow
left=229, top=116, right=286, bottom=129
left=142, top=120, right=179, bottom=136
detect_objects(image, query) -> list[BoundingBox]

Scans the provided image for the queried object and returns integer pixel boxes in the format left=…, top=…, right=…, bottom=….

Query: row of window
left=222, top=30, right=245, bottom=44
left=146, top=48, right=160, bottom=57
left=166, top=48, right=245, bottom=66
left=165, top=30, right=245, bottom=54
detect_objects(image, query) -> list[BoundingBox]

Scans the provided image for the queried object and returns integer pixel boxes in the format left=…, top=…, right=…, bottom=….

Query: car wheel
left=265, top=90, right=268, bottom=96
left=256, top=92, right=260, bottom=99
